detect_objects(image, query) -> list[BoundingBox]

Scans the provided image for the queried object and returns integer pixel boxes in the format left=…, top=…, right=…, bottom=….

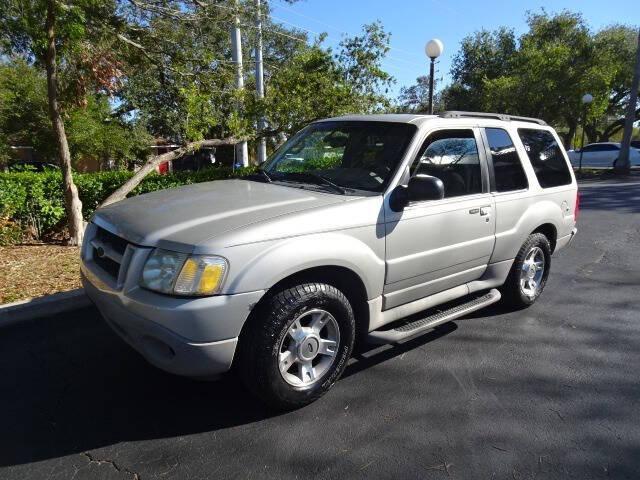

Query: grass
left=573, top=168, right=615, bottom=180
left=0, top=244, right=81, bottom=304
left=573, top=167, right=639, bottom=181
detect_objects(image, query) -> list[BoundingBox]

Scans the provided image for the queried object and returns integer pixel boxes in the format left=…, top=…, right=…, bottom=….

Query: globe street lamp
left=578, top=93, right=593, bottom=172
left=425, top=39, right=444, bottom=115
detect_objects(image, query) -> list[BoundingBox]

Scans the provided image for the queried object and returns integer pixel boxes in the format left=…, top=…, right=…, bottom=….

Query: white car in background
left=567, top=142, right=640, bottom=167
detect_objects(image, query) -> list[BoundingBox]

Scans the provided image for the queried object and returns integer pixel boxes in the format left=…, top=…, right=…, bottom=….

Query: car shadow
left=579, top=182, right=640, bottom=214
left=0, top=305, right=457, bottom=468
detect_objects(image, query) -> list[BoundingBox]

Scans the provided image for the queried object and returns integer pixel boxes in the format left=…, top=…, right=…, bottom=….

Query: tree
left=336, top=21, right=394, bottom=112
left=43, top=0, right=89, bottom=244
left=1, top=0, right=121, bottom=244
left=0, top=60, right=56, bottom=164
left=397, top=75, right=430, bottom=112
left=616, top=28, right=640, bottom=173
left=444, top=27, right=517, bottom=111
left=438, top=11, right=639, bottom=148
left=257, top=45, right=352, bottom=134
left=396, top=75, right=447, bottom=113
left=590, top=26, right=640, bottom=142
left=0, top=60, right=150, bottom=170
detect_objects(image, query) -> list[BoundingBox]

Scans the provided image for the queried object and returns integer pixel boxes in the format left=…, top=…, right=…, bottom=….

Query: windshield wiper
left=246, top=168, right=273, bottom=183
left=281, top=172, right=346, bottom=194
left=257, top=168, right=272, bottom=183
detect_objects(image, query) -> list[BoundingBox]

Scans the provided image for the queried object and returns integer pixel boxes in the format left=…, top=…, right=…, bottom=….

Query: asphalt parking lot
left=1, top=180, right=639, bottom=480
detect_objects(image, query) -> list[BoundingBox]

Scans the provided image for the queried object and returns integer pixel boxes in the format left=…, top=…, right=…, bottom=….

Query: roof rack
left=438, top=111, right=547, bottom=126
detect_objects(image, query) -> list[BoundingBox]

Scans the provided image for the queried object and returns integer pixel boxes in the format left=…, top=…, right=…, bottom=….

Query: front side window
left=517, top=129, right=572, bottom=188
left=263, top=121, right=417, bottom=194
left=485, top=128, right=528, bottom=192
left=411, top=129, right=482, bottom=198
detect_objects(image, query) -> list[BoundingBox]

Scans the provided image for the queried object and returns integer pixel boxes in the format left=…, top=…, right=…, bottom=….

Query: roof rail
left=438, top=111, right=547, bottom=126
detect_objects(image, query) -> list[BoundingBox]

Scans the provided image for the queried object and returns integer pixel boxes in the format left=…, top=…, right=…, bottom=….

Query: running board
left=367, top=289, right=501, bottom=344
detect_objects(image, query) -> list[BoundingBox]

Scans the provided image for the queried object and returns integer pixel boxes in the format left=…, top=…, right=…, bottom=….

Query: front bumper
left=80, top=230, right=265, bottom=377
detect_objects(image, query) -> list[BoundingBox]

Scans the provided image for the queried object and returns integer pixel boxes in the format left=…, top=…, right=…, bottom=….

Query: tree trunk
left=45, top=0, right=85, bottom=246
left=616, top=28, right=640, bottom=174
left=562, top=121, right=577, bottom=149
left=98, top=137, right=243, bottom=208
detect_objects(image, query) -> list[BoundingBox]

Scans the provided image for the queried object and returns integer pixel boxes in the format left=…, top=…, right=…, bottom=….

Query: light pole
left=578, top=93, right=593, bottom=172
left=255, top=0, right=267, bottom=164
left=425, top=39, right=444, bottom=115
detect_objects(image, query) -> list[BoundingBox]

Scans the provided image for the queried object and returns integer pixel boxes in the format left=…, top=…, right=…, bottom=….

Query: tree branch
left=600, top=107, right=640, bottom=141
left=99, top=136, right=248, bottom=207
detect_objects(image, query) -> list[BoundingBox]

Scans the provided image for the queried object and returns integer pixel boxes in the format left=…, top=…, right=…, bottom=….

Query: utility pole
left=231, top=0, right=249, bottom=167
left=616, top=28, right=640, bottom=174
left=255, top=0, right=267, bottom=164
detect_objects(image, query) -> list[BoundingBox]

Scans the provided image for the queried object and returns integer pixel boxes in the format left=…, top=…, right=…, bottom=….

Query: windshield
left=262, top=121, right=417, bottom=194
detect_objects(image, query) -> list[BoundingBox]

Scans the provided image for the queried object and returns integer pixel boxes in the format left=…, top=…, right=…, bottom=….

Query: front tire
left=237, top=283, right=355, bottom=410
left=501, top=233, right=551, bottom=308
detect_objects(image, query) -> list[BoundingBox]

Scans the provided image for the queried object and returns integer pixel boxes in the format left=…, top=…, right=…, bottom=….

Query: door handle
left=480, top=207, right=490, bottom=216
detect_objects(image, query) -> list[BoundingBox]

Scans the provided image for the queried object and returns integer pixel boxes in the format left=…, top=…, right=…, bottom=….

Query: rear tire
left=501, top=233, right=551, bottom=308
left=236, top=283, right=355, bottom=410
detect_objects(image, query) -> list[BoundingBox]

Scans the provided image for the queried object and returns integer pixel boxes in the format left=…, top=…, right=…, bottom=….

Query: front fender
left=221, top=231, right=385, bottom=300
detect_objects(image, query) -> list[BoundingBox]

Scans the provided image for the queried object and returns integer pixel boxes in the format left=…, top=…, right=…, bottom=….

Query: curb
left=0, top=289, right=91, bottom=329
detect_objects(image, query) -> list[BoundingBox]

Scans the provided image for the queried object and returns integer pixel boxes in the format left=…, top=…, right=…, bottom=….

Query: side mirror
left=389, top=174, right=444, bottom=211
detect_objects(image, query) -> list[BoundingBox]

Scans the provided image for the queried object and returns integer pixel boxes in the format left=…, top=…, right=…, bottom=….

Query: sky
left=269, top=0, right=640, bottom=97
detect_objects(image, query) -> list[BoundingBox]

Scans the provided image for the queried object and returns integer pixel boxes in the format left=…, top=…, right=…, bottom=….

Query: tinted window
left=264, top=121, right=416, bottom=193
left=412, top=130, right=482, bottom=198
left=517, top=129, right=572, bottom=188
left=485, top=128, right=528, bottom=192
left=583, top=144, right=618, bottom=152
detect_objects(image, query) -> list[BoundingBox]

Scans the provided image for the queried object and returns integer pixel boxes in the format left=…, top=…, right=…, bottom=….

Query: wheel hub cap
left=278, top=309, right=340, bottom=387
left=298, top=335, right=320, bottom=361
left=520, top=246, right=545, bottom=297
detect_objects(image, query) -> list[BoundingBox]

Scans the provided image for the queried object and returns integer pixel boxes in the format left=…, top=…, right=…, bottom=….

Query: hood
left=92, top=179, right=345, bottom=252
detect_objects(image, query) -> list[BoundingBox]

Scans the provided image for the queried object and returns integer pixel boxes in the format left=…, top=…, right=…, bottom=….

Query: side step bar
left=367, top=289, right=501, bottom=344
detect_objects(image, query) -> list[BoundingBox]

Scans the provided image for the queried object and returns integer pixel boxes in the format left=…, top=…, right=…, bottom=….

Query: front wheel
left=501, top=233, right=551, bottom=308
left=236, top=283, right=355, bottom=410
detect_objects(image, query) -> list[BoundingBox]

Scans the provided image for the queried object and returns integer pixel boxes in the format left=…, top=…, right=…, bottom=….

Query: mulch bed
left=0, top=244, right=81, bottom=304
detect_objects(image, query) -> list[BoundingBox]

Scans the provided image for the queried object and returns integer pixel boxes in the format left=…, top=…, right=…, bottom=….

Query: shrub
left=0, top=166, right=255, bottom=244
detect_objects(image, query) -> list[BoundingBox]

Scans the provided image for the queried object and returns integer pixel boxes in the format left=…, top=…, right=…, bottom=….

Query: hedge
left=0, top=166, right=254, bottom=245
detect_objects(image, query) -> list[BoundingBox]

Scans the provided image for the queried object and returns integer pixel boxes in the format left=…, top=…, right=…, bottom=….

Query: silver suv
left=81, top=112, right=578, bottom=409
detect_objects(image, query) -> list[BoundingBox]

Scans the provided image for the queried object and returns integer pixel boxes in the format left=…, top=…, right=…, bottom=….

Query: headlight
left=140, top=249, right=228, bottom=296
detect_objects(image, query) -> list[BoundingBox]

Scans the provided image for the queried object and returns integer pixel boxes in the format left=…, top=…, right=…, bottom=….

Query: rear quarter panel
left=490, top=123, right=577, bottom=263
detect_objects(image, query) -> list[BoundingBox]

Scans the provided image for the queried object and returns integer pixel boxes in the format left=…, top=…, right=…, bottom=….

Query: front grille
left=95, top=227, right=129, bottom=256
left=94, top=253, right=121, bottom=278
left=90, top=227, right=131, bottom=282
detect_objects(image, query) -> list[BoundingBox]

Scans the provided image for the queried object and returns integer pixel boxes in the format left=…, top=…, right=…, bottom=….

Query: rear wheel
left=237, top=283, right=355, bottom=410
left=501, top=233, right=551, bottom=308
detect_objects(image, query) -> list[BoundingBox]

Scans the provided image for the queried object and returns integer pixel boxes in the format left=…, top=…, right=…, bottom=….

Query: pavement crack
left=548, top=407, right=565, bottom=421
left=491, top=445, right=509, bottom=452
left=82, top=452, right=141, bottom=480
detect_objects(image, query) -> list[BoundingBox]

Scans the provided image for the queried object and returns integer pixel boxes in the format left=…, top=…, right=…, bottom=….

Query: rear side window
left=517, top=129, right=572, bottom=188
left=485, top=128, right=528, bottom=192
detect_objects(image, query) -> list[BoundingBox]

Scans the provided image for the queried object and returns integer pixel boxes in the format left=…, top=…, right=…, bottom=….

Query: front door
left=383, top=128, right=496, bottom=310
